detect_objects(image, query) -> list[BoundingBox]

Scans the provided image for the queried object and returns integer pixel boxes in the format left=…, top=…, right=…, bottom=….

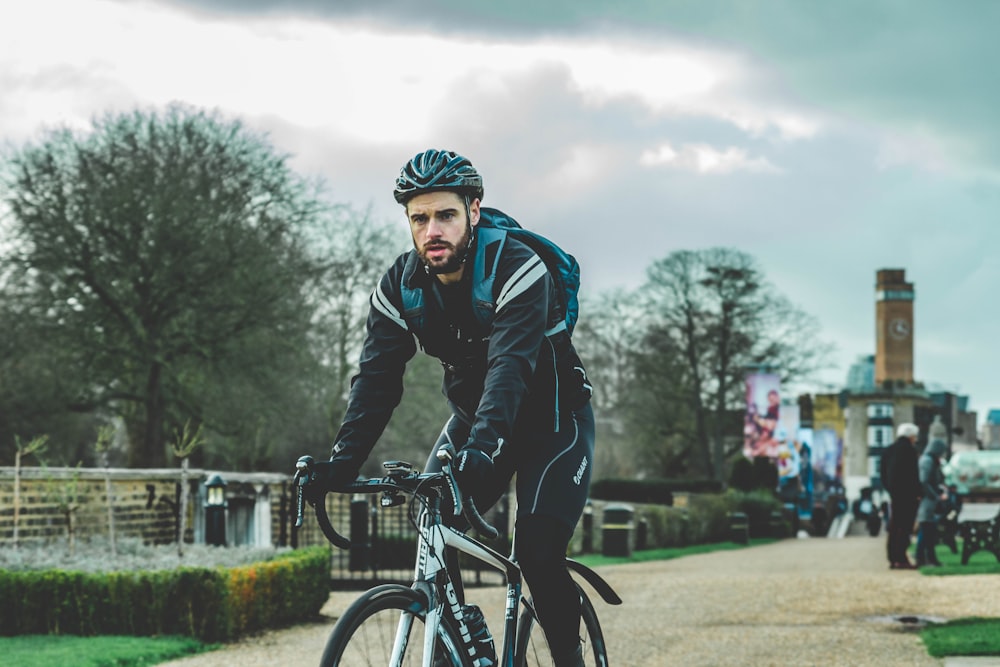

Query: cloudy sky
left=3, top=0, right=999, bottom=418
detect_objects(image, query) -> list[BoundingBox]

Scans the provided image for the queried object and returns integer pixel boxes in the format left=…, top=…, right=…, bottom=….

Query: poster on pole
left=743, top=373, right=781, bottom=458
left=810, top=427, right=844, bottom=495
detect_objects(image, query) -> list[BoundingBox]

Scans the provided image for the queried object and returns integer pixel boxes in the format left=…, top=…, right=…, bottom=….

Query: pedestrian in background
left=775, top=427, right=802, bottom=505
left=915, top=423, right=949, bottom=567
left=880, top=422, right=921, bottom=569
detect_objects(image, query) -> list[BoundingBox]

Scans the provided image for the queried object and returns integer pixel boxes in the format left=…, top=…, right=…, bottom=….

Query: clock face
left=890, top=318, right=911, bottom=340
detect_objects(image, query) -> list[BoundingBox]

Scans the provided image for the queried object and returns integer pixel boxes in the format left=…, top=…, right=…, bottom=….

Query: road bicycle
left=294, top=443, right=621, bottom=666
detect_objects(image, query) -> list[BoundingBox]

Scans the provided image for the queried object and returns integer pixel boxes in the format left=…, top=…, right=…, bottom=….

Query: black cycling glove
left=302, top=447, right=361, bottom=502
left=453, top=447, right=494, bottom=496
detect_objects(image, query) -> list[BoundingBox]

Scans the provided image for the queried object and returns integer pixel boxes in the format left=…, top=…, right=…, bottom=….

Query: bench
left=959, top=505, right=1000, bottom=565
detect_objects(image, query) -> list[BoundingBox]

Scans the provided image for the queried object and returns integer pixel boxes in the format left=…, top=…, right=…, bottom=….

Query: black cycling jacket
left=331, top=232, right=591, bottom=466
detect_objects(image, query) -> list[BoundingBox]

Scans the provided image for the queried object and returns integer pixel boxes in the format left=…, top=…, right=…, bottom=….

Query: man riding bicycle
left=304, top=149, right=595, bottom=667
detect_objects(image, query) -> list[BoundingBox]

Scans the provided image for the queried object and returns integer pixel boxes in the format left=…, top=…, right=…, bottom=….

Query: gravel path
left=157, top=534, right=1000, bottom=666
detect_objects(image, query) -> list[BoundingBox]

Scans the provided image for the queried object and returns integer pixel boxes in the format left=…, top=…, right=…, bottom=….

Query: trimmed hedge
left=0, top=546, right=330, bottom=641
left=626, top=489, right=787, bottom=550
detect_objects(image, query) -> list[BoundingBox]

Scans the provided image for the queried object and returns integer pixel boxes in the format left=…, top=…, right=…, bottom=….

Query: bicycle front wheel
left=321, top=583, right=472, bottom=667
left=515, top=583, right=608, bottom=666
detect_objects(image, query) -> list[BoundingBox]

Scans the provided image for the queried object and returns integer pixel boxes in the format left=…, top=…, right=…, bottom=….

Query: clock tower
left=874, top=268, right=914, bottom=385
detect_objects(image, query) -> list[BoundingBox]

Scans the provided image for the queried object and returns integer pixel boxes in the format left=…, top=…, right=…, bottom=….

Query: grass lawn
left=922, top=618, right=1000, bottom=658
left=3, top=537, right=994, bottom=663
left=0, top=634, right=215, bottom=667
left=912, top=540, right=1000, bottom=657
left=916, top=540, right=1000, bottom=576
left=574, top=537, right=777, bottom=567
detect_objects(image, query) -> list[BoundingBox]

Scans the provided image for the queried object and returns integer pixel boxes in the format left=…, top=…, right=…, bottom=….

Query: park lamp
left=205, top=473, right=227, bottom=507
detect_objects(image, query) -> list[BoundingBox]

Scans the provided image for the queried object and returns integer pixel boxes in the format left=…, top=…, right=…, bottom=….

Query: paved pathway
left=157, top=534, right=1000, bottom=666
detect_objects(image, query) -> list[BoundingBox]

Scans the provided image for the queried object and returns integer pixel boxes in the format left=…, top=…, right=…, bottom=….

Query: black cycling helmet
left=393, top=149, right=484, bottom=204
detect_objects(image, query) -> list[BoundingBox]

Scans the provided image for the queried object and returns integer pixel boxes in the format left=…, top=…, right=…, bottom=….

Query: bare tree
left=1, top=105, right=325, bottom=467
left=636, top=247, right=832, bottom=482
left=42, top=462, right=83, bottom=555
left=574, top=289, right=647, bottom=415
left=573, top=289, right=650, bottom=477
left=306, top=205, right=408, bottom=431
left=171, top=420, right=202, bottom=558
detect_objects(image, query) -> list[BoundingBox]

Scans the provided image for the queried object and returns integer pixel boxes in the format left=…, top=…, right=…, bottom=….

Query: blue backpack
left=400, top=207, right=580, bottom=337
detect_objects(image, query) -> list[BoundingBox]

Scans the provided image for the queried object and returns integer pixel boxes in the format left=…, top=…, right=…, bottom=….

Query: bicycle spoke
left=516, top=587, right=608, bottom=667
left=321, top=585, right=469, bottom=667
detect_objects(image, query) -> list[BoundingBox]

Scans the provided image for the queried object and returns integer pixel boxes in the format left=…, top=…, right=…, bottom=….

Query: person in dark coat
left=880, top=422, right=921, bottom=569
left=915, top=436, right=949, bottom=566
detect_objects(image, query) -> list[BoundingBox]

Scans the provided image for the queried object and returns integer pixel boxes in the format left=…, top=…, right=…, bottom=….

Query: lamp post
left=205, top=473, right=227, bottom=547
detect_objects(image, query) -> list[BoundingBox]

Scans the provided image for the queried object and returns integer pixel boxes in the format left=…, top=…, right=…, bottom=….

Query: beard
left=418, top=225, right=473, bottom=275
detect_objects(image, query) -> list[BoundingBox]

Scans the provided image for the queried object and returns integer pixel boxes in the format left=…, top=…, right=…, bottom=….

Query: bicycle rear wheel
left=515, top=583, right=608, bottom=666
left=321, top=583, right=472, bottom=667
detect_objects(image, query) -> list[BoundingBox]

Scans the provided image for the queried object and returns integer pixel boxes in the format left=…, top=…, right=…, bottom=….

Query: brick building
left=840, top=269, right=978, bottom=500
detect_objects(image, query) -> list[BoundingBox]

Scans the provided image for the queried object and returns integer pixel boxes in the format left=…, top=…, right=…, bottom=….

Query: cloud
left=874, top=130, right=954, bottom=174
left=5, top=1, right=827, bottom=149
left=640, top=142, right=780, bottom=174
left=6, top=0, right=1000, bottom=413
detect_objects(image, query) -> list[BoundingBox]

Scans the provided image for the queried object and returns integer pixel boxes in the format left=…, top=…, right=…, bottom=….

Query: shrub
left=728, top=457, right=756, bottom=492
left=0, top=546, right=329, bottom=641
left=602, top=487, right=786, bottom=552
left=726, top=489, right=784, bottom=538
left=633, top=506, right=690, bottom=548
left=684, top=494, right=731, bottom=544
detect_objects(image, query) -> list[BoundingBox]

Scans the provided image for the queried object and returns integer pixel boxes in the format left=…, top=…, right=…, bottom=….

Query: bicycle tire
left=514, top=583, right=608, bottom=667
left=320, top=583, right=473, bottom=667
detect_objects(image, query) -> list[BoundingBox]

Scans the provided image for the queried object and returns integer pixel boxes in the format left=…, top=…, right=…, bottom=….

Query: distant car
left=942, top=450, right=1000, bottom=495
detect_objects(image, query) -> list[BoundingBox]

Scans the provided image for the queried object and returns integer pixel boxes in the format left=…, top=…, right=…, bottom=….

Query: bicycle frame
left=295, top=450, right=621, bottom=666
left=409, top=489, right=523, bottom=666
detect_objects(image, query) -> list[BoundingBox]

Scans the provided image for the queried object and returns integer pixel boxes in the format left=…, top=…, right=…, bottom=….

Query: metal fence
left=321, top=490, right=512, bottom=588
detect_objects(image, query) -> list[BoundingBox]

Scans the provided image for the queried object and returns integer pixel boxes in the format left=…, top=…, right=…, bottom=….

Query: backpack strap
left=394, top=226, right=553, bottom=338
left=397, top=251, right=426, bottom=333
left=475, top=224, right=566, bottom=337
left=394, top=229, right=506, bottom=338
left=471, top=226, right=507, bottom=327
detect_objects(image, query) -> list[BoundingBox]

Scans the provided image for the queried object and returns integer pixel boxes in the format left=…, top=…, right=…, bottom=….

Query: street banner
left=810, top=427, right=844, bottom=492
left=743, top=372, right=781, bottom=458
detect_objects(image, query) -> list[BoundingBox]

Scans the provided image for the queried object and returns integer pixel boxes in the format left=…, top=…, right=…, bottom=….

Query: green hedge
left=627, top=489, right=787, bottom=550
left=0, top=546, right=330, bottom=642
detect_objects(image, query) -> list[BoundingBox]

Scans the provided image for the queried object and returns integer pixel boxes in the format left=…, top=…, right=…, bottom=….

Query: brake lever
left=293, top=455, right=314, bottom=528
left=435, top=444, right=499, bottom=539
left=435, top=444, right=463, bottom=517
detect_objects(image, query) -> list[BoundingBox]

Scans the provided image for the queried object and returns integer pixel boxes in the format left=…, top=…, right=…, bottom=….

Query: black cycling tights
left=515, top=513, right=580, bottom=659
left=445, top=513, right=579, bottom=658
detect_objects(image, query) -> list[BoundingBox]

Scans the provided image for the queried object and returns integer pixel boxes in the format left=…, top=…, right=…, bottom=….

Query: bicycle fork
left=404, top=514, right=485, bottom=667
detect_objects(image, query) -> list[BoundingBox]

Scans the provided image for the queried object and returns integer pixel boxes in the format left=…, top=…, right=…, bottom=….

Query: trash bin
left=602, top=503, right=635, bottom=557
left=729, top=511, right=749, bottom=545
left=769, top=510, right=786, bottom=538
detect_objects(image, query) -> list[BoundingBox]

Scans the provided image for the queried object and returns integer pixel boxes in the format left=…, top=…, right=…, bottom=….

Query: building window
left=867, top=402, right=894, bottom=419
left=868, top=456, right=882, bottom=481
left=867, top=425, right=893, bottom=447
